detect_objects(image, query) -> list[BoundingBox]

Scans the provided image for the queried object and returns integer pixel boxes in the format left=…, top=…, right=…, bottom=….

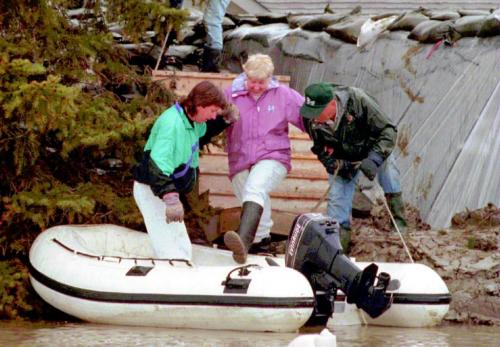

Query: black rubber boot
left=224, top=201, right=263, bottom=263
left=200, top=46, right=221, bottom=73
left=385, top=192, right=408, bottom=233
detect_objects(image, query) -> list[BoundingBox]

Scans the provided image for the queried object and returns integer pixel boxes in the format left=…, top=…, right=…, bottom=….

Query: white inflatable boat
left=29, top=224, right=315, bottom=332
left=29, top=223, right=451, bottom=331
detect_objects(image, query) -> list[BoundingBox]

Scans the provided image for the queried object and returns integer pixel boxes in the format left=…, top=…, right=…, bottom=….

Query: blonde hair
left=242, top=53, right=274, bottom=80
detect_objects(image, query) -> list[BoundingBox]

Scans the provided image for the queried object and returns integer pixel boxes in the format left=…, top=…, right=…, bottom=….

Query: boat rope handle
left=167, top=259, right=192, bottom=267
left=51, top=238, right=193, bottom=266
left=52, top=238, right=101, bottom=259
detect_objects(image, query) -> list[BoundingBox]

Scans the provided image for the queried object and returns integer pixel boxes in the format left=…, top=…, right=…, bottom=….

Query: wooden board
left=152, top=70, right=291, bottom=96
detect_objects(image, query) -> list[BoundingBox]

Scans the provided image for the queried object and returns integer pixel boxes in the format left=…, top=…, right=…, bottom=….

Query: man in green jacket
left=300, top=83, right=408, bottom=251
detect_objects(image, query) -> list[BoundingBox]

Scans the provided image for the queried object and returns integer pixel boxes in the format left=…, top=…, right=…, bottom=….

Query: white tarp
left=427, top=79, right=500, bottom=226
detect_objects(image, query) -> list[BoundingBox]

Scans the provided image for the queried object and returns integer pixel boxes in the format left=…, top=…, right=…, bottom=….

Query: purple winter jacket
left=225, top=73, right=305, bottom=179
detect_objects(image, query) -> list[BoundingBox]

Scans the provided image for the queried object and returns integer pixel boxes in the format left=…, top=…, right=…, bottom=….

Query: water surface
left=0, top=321, right=498, bottom=346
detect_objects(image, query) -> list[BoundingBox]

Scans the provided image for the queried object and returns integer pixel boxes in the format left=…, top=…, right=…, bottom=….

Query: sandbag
left=388, top=11, right=429, bottom=31
left=222, top=16, right=236, bottom=31
left=276, top=29, right=338, bottom=63
left=325, top=15, right=370, bottom=44
left=165, top=45, right=198, bottom=60
left=301, top=12, right=351, bottom=32
left=226, top=14, right=261, bottom=26
left=408, top=20, right=461, bottom=43
left=255, top=13, right=288, bottom=25
left=225, top=23, right=292, bottom=48
left=242, top=32, right=273, bottom=47
left=453, top=16, right=487, bottom=37
left=423, top=10, right=461, bottom=21
left=357, top=15, right=401, bottom=48
left=287, top=14, right=316, bottom=29
left=458, top=10, right=491, bottom=17
left=478, top=9, right=500, bottom=37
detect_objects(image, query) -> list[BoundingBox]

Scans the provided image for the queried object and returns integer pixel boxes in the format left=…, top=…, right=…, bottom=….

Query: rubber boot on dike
left=385, top=192, right=408, bottom=233
left=200, top=46, right=222, bottom=73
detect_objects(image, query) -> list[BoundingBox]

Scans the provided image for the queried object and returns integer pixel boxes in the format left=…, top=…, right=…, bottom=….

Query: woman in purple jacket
left=223, top=54, right=305, bottom=263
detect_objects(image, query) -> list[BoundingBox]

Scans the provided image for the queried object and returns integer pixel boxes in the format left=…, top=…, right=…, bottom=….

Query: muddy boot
left=385, top=192, right=408, bottom=233
left=224, top=201, right=263, bottom=263
left=248, top=236, right=271, bottom=254
left=200, top=46, right=221, bottom=73
left=339, top=225, right=352, bottom=254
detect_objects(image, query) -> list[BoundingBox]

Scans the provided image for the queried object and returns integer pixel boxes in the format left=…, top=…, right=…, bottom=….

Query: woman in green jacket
left=133, top=81, right=234, bottom=260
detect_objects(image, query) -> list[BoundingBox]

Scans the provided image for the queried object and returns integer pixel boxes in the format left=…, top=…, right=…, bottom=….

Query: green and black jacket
left=133, top=103, right=228, bottom=197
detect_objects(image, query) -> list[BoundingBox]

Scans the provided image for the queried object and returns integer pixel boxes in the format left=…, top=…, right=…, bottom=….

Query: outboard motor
left=285, top=213, right=392, bottom=326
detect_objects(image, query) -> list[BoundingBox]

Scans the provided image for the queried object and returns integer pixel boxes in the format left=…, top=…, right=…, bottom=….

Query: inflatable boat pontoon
left=29, top=224, right=315, bottom=332
left=29, top=214, right=450, bottom=331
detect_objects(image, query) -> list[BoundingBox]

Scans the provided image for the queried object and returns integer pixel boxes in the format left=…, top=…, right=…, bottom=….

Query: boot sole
left=224, top=231, right=247, bottom=264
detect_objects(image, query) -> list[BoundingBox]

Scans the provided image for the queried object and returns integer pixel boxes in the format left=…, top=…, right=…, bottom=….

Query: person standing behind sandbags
left=201, top=0, right=231, bottom=72
left=170, top=0, right=230, bottom=72
left=300, top=83, right=408, bottom=251
left=223, top=54, right=306, bottom=263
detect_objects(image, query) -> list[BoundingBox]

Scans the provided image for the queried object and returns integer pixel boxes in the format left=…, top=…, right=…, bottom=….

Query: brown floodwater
left=0, top=321, right=499, bottom=347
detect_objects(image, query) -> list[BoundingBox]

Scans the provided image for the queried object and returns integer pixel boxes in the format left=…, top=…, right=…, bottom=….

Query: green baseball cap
left=300, top=83, right=336, bottom=119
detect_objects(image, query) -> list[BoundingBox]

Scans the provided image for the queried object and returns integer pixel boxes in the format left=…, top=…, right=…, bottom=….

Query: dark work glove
left=310, top=143, right=323, bottom=155
left=338, top=161, right=360, bottom=180
left=318, top=152, right=337, bottom=175
left=360, top=151, right=384, bottom=181
left=311, top=145, right=337, bottom=175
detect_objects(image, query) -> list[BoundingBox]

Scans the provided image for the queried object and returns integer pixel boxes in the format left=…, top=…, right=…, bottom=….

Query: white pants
left=231, top=160, right=287, bottom=243
left=133, top=181, right=192, bottom=260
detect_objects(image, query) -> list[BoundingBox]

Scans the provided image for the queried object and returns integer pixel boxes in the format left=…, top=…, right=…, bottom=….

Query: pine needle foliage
left=0, top=0, right=183, bottom=259
left=0, top=259, right=38, bottom=319
left=106, top=0, right=189, bottom=42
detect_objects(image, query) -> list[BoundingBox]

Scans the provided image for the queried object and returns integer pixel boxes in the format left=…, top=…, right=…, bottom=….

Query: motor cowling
left=285, top=213, right=392, bottom=326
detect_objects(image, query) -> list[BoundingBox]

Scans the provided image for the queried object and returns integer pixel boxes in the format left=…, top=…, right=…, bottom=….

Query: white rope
left=374, top=184, right=414, bottom=263
left=313, top=162, right=414, bottom=263
left=312, top=161, right=339, bottom=212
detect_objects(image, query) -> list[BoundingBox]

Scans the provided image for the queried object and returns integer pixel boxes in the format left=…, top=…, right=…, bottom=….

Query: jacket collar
left=230, top=73, right=280, bottom=97
left=175, top=102, right=194, bottom=129
left=334, top=87, right=349, bottom=119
